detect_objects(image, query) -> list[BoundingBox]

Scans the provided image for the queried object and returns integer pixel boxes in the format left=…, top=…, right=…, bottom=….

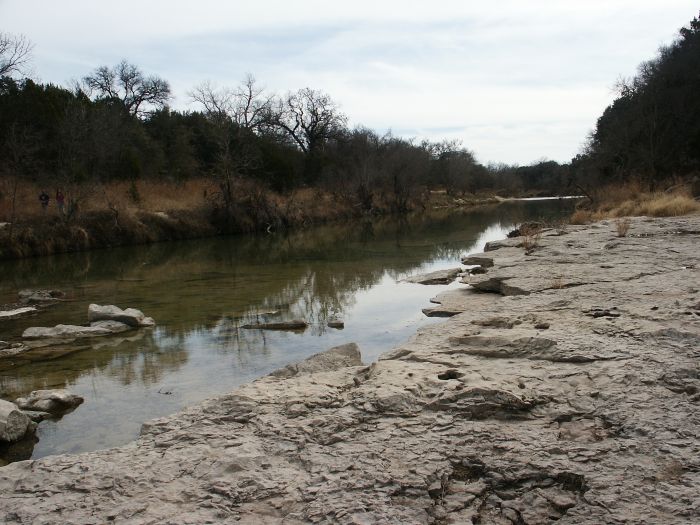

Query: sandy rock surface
left=1, top=215, right=699, bottom=524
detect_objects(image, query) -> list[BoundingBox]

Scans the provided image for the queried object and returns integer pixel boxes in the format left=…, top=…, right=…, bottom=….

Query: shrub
left=614, top=217, right=631, bottom=237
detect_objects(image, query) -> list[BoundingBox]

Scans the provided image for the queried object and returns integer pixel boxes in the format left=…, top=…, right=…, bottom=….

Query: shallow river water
left=0, top=200, right=575, bottom=462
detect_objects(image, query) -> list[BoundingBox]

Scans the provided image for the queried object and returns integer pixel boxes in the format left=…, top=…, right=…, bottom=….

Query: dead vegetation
left=519, top=223, right=542, bottom=254
left=570, top=180, right=700, bottom=224
left=614, top=217, right=631, bottom=237
left=0, top=177, right=358, bottom=259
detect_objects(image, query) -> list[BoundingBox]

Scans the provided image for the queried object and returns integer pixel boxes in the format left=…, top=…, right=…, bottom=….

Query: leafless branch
left=0, top=33, right=34, bottom=78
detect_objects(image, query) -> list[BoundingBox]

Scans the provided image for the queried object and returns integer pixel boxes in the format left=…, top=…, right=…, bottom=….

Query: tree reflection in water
left=0, top=201, right=577, bottom=461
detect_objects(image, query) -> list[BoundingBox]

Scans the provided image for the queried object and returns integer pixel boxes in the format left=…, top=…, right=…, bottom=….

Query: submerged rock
left=327, top=319, right=345, bottom=329
left=18, top=289, right=65, bottom=305
left=0, top=306, right=38, bottom=320
left=14, top=389, right=84, bottom=416
left=90, top=320, right=132, bottom=333
left=241, top=319, right=308, bottom=330
left=0, top=342, right=28, bottom=359
left=22, top=323, right=128, bottom=339
left=88, top=304, right=155, bottom=328
left=0, top=432, right=38, bottom=464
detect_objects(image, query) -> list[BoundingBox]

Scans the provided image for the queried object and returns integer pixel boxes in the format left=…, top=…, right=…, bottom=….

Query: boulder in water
left=88, top=304, right=156, bottom=328
left=14, top=390, right=84, bottom=416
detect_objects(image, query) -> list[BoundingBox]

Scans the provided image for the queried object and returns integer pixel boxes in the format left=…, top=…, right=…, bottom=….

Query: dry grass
left=614, top=217, right=631, bottom=237
left=608, top=192, right=700, bottom=217
left=510, top=222, right=543, bottom=253
left=0, top=178, right=355, bottom=225
left=571, top=181, right=700, bottom=224
left=522, top=230, right=542, bottom=253
left=569, top=209, right=596, bottom=224
left=0, top=178, right=211, bottom=222
left=111, top=179, right=211, bottom=212
left=0, top=176, right=364, bottom=259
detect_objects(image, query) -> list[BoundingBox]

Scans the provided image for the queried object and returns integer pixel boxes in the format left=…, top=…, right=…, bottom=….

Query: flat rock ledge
left=2, top=215, right=700, bottom=524
left=21, top=304, right=155, bottom=342
left=404, top=268, right=462, bottom=285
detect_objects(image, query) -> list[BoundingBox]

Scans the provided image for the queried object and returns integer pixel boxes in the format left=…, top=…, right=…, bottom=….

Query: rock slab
left=0, top=307, right=38, bottom=320
left=1, top=216, right=700, bottom=524
left=241, top=319, right=308, bottom=330
left=404, top=267, right=462, bottom=285
left=87, top=304, right=155, bottom=327
left=22, top=323, right=129, bottom=339
left=270, top=342, right=362, bottom=379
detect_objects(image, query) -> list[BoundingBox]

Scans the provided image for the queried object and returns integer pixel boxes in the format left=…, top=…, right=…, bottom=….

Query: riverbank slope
left=0, top=180, right=511, bottom=260
left=1, top=215, right=699, bottom=523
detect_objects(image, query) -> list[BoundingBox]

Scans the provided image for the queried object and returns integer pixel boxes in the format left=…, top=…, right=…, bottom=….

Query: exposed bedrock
left=1, top=216, right=699, bottom=523
left=404, top=267, right=462, bottom=285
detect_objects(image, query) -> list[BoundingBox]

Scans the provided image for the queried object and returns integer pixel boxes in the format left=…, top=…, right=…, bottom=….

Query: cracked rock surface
left=1, top=216, right=699, bottom=524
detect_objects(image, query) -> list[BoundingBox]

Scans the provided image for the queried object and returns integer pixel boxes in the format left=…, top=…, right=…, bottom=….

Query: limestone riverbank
left=1, top=215, right=699, bottom=524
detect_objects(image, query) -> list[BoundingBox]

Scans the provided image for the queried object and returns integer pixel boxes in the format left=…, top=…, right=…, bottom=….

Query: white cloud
left=2, top=0, right=698, bottom=163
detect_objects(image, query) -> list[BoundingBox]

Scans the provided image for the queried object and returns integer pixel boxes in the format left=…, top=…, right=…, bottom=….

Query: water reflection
left=0, top=201, right=575, bottom=461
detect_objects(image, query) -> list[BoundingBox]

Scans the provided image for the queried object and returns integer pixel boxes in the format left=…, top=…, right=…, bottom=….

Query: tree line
left=0, top=34, right=573, bottom=221
left=573, top=11, right=700, bottom=192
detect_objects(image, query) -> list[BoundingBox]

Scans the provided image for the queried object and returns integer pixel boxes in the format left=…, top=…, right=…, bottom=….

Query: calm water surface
left=0, top=201, right=575, bottom=462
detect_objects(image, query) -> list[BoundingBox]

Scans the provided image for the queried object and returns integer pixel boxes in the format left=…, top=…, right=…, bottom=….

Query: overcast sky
left=2, top=1, right=698, bottom=165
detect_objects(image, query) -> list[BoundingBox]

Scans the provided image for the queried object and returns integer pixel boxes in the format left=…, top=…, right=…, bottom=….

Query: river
left=0, top=200, right=575, bottom=463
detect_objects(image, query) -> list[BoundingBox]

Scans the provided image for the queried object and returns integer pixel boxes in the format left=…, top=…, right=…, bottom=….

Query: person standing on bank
left=56, top=189, right=65, bottom=215
left=39, top=190, right=50, bottom=212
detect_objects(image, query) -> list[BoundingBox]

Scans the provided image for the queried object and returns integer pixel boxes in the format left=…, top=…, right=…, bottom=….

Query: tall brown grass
left=0, top=178, right=354, bottom=224
left=0, top=177, right=363, bottom=259
left=614, top=217, right=631, bottom=237
left=570, top=181, right=700, bottom=224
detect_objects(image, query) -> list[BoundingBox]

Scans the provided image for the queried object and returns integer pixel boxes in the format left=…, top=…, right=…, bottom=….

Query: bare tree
left=189, top=74, right=273, bottom=133
left=2, top=124, right=37, bottom=238
left=272, top=88, right=347, bottom=154
left=234, top=74, right=275, bottom=132
left=189, top=75, right=273, bottom=216
left=0, top=32, right=33, bottom=78
left=83, top=60, right=171, bottom=117
left=189, top=80, right=235, bottom=125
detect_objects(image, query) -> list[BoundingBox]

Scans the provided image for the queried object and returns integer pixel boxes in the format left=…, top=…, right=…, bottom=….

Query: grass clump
left=614, top=217, right=631, bottom=237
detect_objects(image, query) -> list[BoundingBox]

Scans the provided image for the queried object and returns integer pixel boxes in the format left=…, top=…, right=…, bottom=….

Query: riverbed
left=0, top=200, right=575, bottom=461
